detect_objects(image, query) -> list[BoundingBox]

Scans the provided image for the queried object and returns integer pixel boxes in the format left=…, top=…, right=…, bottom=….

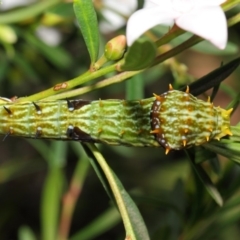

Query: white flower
left=95, top=0, right=137, bottom=34
left=127, top=0, right=227, bottom=49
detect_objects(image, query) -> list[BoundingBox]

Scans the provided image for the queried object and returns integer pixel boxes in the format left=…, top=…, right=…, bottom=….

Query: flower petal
left=103, top=0, right=137, bottom=14
left=144, top=0, right=173, bottom=9
left=99, top=0, right=137, bottom=33
left=127, top=7, right=175, bottom=46
left=176, top=6, right=227, bottom=49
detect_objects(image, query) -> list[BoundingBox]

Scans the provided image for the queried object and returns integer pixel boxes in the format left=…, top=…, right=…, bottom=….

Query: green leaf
left=193, top=147, right=221, bottom=175
left=0, top=54, right=9, bottom=83
left=172, top=32, right=238, bottom=56
left=41, top=168, right=64, bottom=240
left=73, top=0, right=99, bottom=65
left=126, top=74, right=144, bottom=100
left=192, top=41, right=238, bottom=55
left=120, top=38, right=156, bottom=71
left=185, top=150, right=223, bottom=206
left=204, top=141, right=240, bottom=164
left=48, top=2, right=74, bottom=18
left=137, top=0, right=145, bottom=9
left=0, top=158, right=44, bottom=184
left=81, top=144, right=115, bottom=202
left=112, top=173, right=150, bottom=240
left=84, top=143, right=150, bottom=240
left=70, top=207, right=121, bottom=240
left=193, top=147, right=218, bottom=164
left=40, top=143, right=66, bottom=240
left=152, top=25, right=239, bottom=55
left=180, top=57, right=240, bottom=96
left=26, top=140, right=67, bottom=168
left=18, top=226, right=37, bottom=240
left=226, top=92, right=240, bottom=111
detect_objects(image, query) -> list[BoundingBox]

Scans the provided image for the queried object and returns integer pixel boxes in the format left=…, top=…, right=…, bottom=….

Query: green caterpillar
left=0, top=85, right=232, bottom=154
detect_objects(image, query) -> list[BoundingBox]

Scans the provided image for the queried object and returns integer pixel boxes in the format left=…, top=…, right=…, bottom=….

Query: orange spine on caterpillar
left=150, top=84, right=233, bottom=154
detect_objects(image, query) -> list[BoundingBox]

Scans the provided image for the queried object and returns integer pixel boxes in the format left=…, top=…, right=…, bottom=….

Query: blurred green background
left=0, top=0, right=240, bottom=239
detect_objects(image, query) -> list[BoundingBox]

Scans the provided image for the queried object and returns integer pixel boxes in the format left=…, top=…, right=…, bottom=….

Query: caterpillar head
left=213, top=107, right=232, bottom=140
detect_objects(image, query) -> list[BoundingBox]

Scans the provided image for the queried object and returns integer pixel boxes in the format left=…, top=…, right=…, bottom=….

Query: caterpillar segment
left=150, top=85, right=232, bottom=154
left=0, top=87, right=232, bottom=154
left=0, top=97, right=158, bottom=147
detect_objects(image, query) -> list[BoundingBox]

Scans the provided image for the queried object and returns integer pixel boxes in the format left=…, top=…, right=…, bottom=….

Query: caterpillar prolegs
left=0, top=85, right=232, bottom=154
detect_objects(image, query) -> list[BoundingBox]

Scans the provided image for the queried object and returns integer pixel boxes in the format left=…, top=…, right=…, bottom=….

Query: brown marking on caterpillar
left=10, top=96, right=18, bottom=102
left=53, top=82, right=68, bottom=91
left=67, top=99, right=75, bottom=112
left=120, top=130, right=125, bottom=136
left=186, top=118, right=192, bottom=125
left=179, top=128, right=187, bottom=135
left=70, top=100, right=91, bottom=110
left=32, top=102, right=42, bottom=114
left=150, top=92, right=167, bottom=148
left=183, top=93, right=190, bottom=101
left=3, top=106, right=12, bottom=115
left=153, top=93, right=164, bottom=102
left=9, top=127, right=13, bottom=135
left=122, top=100, right=127, bottom=106
left=66, top=125, right=74, bottom=138
left=35, top=127, right=42, bottom=138
left=99, top=99, right=103, bottom=107
left=66, top=126, right=93, bottom=142
left=72, top=127, right=93, bottom=141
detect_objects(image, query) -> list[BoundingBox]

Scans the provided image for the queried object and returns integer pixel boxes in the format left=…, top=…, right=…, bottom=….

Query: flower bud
left=104, top=35, right=126, bottom=61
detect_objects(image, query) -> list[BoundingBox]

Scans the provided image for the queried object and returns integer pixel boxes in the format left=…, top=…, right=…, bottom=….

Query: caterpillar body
left=0, top=85, right=232, bottom=154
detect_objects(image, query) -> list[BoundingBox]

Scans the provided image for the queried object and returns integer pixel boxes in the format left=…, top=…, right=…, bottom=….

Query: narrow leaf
left=18, top=226, right=37, bottom=240
left=185, top=150, right=223, bottom=206
left=226, top=92, right=240, bottom=112
left=70, top=207, right=120, bottom=240
left=180, top=57, right=240, bottom=96
left=84, top=143, right=150, bottom=240
left=73, top=0, right=99, bottom=65
left=41, top=168, right=63, bottom=240
left=204, top=141, right=240, bottom=163
left=126, top=74, right=144, bottom=100
left=0, top=0, right=59, bottom=24
left=81, top=143, right=115, bottom=202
